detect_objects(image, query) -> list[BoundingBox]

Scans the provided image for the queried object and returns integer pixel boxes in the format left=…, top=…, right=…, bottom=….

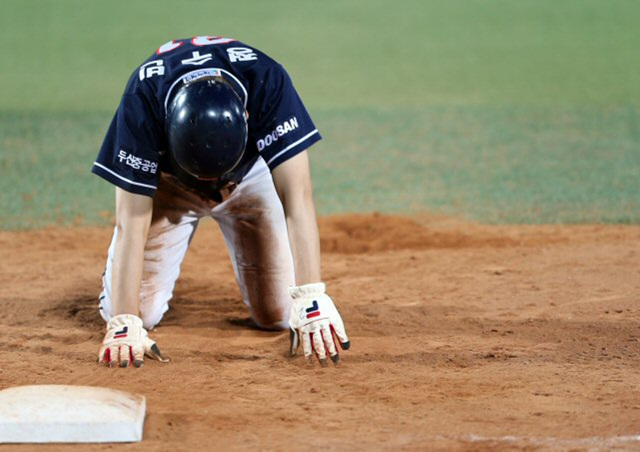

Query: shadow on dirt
left=39, top=293, right=259, bottom=333
left=38, top=295, right=104, bottom=331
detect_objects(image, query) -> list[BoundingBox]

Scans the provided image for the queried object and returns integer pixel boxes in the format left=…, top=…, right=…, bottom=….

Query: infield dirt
left=1, top=213, right=639, bottom=450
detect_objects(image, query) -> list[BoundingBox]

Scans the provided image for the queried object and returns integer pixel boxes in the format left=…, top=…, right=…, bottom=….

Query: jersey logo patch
left=183, top=68, right=223, bottom=84
left=181, top=51, right=213, bottom=66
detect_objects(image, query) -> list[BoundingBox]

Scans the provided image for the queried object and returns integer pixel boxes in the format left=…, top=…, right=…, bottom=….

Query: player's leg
left=212, top=158, right=295, bottom=330
left=99, top=175, right=212, bottom=330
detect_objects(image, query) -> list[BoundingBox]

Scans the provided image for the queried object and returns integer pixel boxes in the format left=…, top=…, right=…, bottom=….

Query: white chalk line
left=434, top=433, right=640, bottom=448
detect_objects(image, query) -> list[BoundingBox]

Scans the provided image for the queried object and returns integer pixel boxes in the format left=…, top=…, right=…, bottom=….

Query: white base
left=0, top=385, right=145, bottom=443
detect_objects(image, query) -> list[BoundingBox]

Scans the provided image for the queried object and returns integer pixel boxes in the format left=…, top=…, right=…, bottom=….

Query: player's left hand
left=288, top=283, right=350, bottom=366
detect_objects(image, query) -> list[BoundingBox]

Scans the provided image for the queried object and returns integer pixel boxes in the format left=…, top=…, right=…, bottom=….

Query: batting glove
left=98, top=314, right=170, bottom=368
left=289, top=283, right=350, bottom=366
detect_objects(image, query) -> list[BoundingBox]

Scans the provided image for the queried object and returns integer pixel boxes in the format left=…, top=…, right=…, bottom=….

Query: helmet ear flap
left=166, top=78, right=248, bottom=180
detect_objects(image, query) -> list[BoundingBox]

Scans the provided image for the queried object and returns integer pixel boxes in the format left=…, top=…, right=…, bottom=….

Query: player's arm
left=98, top=187, right=169, bottom=367
left=112, top=187, right=153, bottom=316
left=272, top=151, right=350, bottom=365
left=271, top=150, right=321, bottom=285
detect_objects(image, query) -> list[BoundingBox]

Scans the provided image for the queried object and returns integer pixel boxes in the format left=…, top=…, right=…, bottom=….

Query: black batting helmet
left=166, top=78, right=248, bottom=180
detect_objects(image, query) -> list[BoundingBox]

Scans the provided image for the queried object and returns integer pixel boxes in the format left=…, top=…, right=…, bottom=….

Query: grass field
left=1, top=0, right=639, bottom=228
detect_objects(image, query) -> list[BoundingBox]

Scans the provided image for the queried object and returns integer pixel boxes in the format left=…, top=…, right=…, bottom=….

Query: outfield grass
left=313, top=106, right=639, bottom=223
left=1, top=0, right=639, bottom=228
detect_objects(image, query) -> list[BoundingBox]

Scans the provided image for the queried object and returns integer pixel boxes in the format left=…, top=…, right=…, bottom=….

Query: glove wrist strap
left=289, top=282, right=326, bottom=299
left=107, top=313, right=144, bottom=330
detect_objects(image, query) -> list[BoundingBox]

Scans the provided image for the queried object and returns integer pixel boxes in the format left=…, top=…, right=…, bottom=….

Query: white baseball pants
left=98, top=158, right=296, bottom=330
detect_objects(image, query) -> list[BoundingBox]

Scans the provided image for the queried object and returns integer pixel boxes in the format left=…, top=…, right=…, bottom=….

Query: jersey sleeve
left=249, top=64, right=321, bottom=170
left=91, top=93, right=163, bottom=197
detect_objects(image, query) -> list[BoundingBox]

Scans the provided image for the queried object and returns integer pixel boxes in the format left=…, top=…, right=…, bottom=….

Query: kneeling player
left=91, top=35, right=350, bottom=368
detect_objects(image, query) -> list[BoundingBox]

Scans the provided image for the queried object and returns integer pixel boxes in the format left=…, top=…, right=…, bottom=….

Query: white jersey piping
left=265, top=129, right=319, bottom=166
left=93, top=162, right=157, bottom=190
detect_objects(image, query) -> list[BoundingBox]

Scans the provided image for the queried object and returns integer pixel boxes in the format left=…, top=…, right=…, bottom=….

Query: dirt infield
left=1, top=213, right=639, bottom=450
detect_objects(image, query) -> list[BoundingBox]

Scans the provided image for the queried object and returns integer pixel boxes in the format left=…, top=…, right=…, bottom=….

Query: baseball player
left=92, top=35, right=350, bottom=368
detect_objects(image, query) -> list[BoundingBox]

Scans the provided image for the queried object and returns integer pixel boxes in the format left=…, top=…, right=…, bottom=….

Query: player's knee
left=251, top=303, right=289, bottom=331
left=253, top=316, right=289, bottom=331
left=99, top=292, right=166, bottom=330
left=98, top=290, right=112, bottom=324
left=139, top=296, right=170, bottom=330
left=139, top=312, right=164, bottom=330
left=136, top=286, right=172, bottom=330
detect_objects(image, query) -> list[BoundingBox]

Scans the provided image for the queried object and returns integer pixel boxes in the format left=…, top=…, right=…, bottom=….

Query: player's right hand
left=98, top=314, right=170, bottom=368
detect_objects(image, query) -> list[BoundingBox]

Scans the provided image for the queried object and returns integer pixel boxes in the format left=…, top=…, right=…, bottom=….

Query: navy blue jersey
left=92, top=36, right=322, bottom=197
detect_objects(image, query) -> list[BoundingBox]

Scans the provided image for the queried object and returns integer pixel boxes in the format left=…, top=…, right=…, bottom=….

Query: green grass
left=312, top=106, right=640, bottom=223
left=1, top=0, right=639, bottom=228
left=2, top=0, right=639, bottom=110
left=0, top=112, right=113, bottom=228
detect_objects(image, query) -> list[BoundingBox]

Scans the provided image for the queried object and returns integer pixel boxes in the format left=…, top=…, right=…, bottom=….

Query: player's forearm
left=112, top=228, right=148, bottom=316
left=271, top=151, right=321, bottom=284
left=112, top=189, right=153, bottom=317
left=285, top=195, right=322, bottom=285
